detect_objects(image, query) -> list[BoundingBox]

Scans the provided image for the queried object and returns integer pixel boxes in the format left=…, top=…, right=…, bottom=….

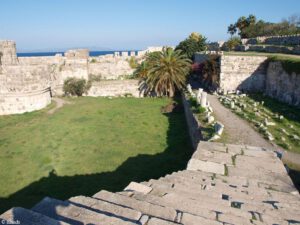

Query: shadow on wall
left=237, top=61, right=268, bottom=92
left=0, top=98, right=193, bottom=218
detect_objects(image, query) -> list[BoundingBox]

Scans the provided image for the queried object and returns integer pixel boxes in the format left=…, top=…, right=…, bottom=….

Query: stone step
left=68, top=195, right=142, bottom=223
left=174, top=170, right=300, bottom=204
left=0, top=207, right=70, bottom=225
left=180, top=212, right=222, bottom=225
left=131, top=190, right=290, bottom=225
left=32, top=197, right=136, bottom=225
left=154, top=174, right=300, bottom=212
left=187, top=158, right=225, bottom=175
left=143, top=178, right=300, bottom=221
left=131, top=190, right=254, bottom=224
left=162, top=171, right=275, bottom=197
left=93, top=190, right=177, bottom=222
left=146, top=217, right=179, bottom=225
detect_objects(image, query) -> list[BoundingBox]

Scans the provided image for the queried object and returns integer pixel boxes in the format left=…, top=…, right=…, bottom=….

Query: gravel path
left=208, top=94, right=275, bottom=149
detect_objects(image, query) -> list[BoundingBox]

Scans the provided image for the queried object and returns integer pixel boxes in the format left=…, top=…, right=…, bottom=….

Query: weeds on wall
left=268, top=56, right=300, bottom=75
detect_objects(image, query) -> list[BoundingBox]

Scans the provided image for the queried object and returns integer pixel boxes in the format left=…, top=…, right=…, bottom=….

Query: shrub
left=90, top=58, right=97, bottom=63
left=198, top=106, right=206, bottom=114
left=201, top=55, right=221, bottom=91
left=63, top=78, right=91, bottom=96
left=189, top=97, right=198, bottom=107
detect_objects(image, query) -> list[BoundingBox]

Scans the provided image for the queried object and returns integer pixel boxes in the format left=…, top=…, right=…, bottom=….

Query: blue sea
left=17, top=51, right=137, bottom=57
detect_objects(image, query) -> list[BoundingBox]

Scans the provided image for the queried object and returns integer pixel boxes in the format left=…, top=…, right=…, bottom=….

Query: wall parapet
left=182, top=94, right=202, bottom=149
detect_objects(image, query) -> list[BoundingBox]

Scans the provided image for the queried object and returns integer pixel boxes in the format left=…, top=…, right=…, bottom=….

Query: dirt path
left=208, top=94, right=275, bottom=149
left=47, top=97, right=71, bottom=115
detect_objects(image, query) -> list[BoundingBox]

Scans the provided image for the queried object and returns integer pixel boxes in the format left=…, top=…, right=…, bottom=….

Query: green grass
left=220, top=93, right=300, bottom=153
left=0, top=97, right=193, bottom=213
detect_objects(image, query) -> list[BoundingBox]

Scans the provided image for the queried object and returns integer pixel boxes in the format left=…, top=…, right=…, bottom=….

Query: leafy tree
left=138, top=47, right=192, bottom=97
left=228, top=14, right=300, bottom=38
left=63, top=78, right=91, bottom=96
left=175, top=32, right=207, bottom=59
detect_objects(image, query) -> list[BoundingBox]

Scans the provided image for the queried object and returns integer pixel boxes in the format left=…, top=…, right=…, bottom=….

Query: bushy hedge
left=63, top=78, right=91, bottom=96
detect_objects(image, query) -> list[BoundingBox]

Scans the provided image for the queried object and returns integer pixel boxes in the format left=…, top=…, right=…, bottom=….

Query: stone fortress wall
left=208, top=34, right=300, bottom=55
left=241, top=34, right=300, bottom=46
left=195, top=52, right=300, bottom=106
left=0, top=40, right=163, bottom=115
left=238, top=34, right=300, bottom=55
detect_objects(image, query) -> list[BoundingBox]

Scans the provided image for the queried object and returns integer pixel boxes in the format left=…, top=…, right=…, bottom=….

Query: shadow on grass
left=0, top=97, right=193, bottom=215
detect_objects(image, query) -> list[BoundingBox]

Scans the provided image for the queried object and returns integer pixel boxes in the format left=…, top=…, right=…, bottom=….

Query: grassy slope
left=221, top=93, right=300, bottom=153
left=0, top=97, right=193, bottom=213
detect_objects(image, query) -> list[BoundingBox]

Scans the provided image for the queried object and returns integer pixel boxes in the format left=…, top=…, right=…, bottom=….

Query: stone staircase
left=1, top=142, right=300, bottom=224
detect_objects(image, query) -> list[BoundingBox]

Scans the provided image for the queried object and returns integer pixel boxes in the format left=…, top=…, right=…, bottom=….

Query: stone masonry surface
left=1, top=141, right=299, bottom=224
left=0, top=40, right=163, bottom=115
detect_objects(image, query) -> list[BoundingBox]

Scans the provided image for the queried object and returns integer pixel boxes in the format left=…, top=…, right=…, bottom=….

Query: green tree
left=224, top=36, right=241, bottom=51
left=138, top=47, right=192, bottom=97
left=229, top=14, right=300, bottom=38
left=175, top=32, right=207, bottom=59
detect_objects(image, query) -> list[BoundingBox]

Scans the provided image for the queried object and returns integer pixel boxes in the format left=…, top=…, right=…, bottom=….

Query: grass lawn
left=0, top=97, right=193, bottom=213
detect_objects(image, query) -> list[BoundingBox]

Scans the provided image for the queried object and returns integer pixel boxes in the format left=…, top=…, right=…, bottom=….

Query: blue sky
left=0, top=0, right=299, bottom=52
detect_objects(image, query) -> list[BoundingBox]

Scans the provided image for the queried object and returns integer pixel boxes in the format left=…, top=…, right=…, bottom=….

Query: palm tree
left=228, top=24, right=237, bottom=36
left=134, top=61, right=149, bottom=78
left=141, top=47, right=191, bottom=97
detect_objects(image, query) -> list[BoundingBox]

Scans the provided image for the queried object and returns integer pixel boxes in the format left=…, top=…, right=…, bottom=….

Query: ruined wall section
left=0, top=41, right=52, bottom=115
left=217, top=55, right=300, bottom=106
left=89, top=54, right=137, bottom=80
left=219, top=55, right=268, bottom=92
left=242, top=34, right=300, bottom=46
left=266, top=62, right=300, bottom=106
left=88, top=80, right=140, bottom=97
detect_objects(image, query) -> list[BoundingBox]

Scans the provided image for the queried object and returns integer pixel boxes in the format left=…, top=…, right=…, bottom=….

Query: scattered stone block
left=200, top=92, right=207, bottom=108
left=291, top=134, right=300, bottom=141
left=125, top=182, right=152, bottom=194
left=214, top=122, right=224, bottom=136
left=230, top=101, right=235, bottom=109
left=207, top=115, right=215, bottom=124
